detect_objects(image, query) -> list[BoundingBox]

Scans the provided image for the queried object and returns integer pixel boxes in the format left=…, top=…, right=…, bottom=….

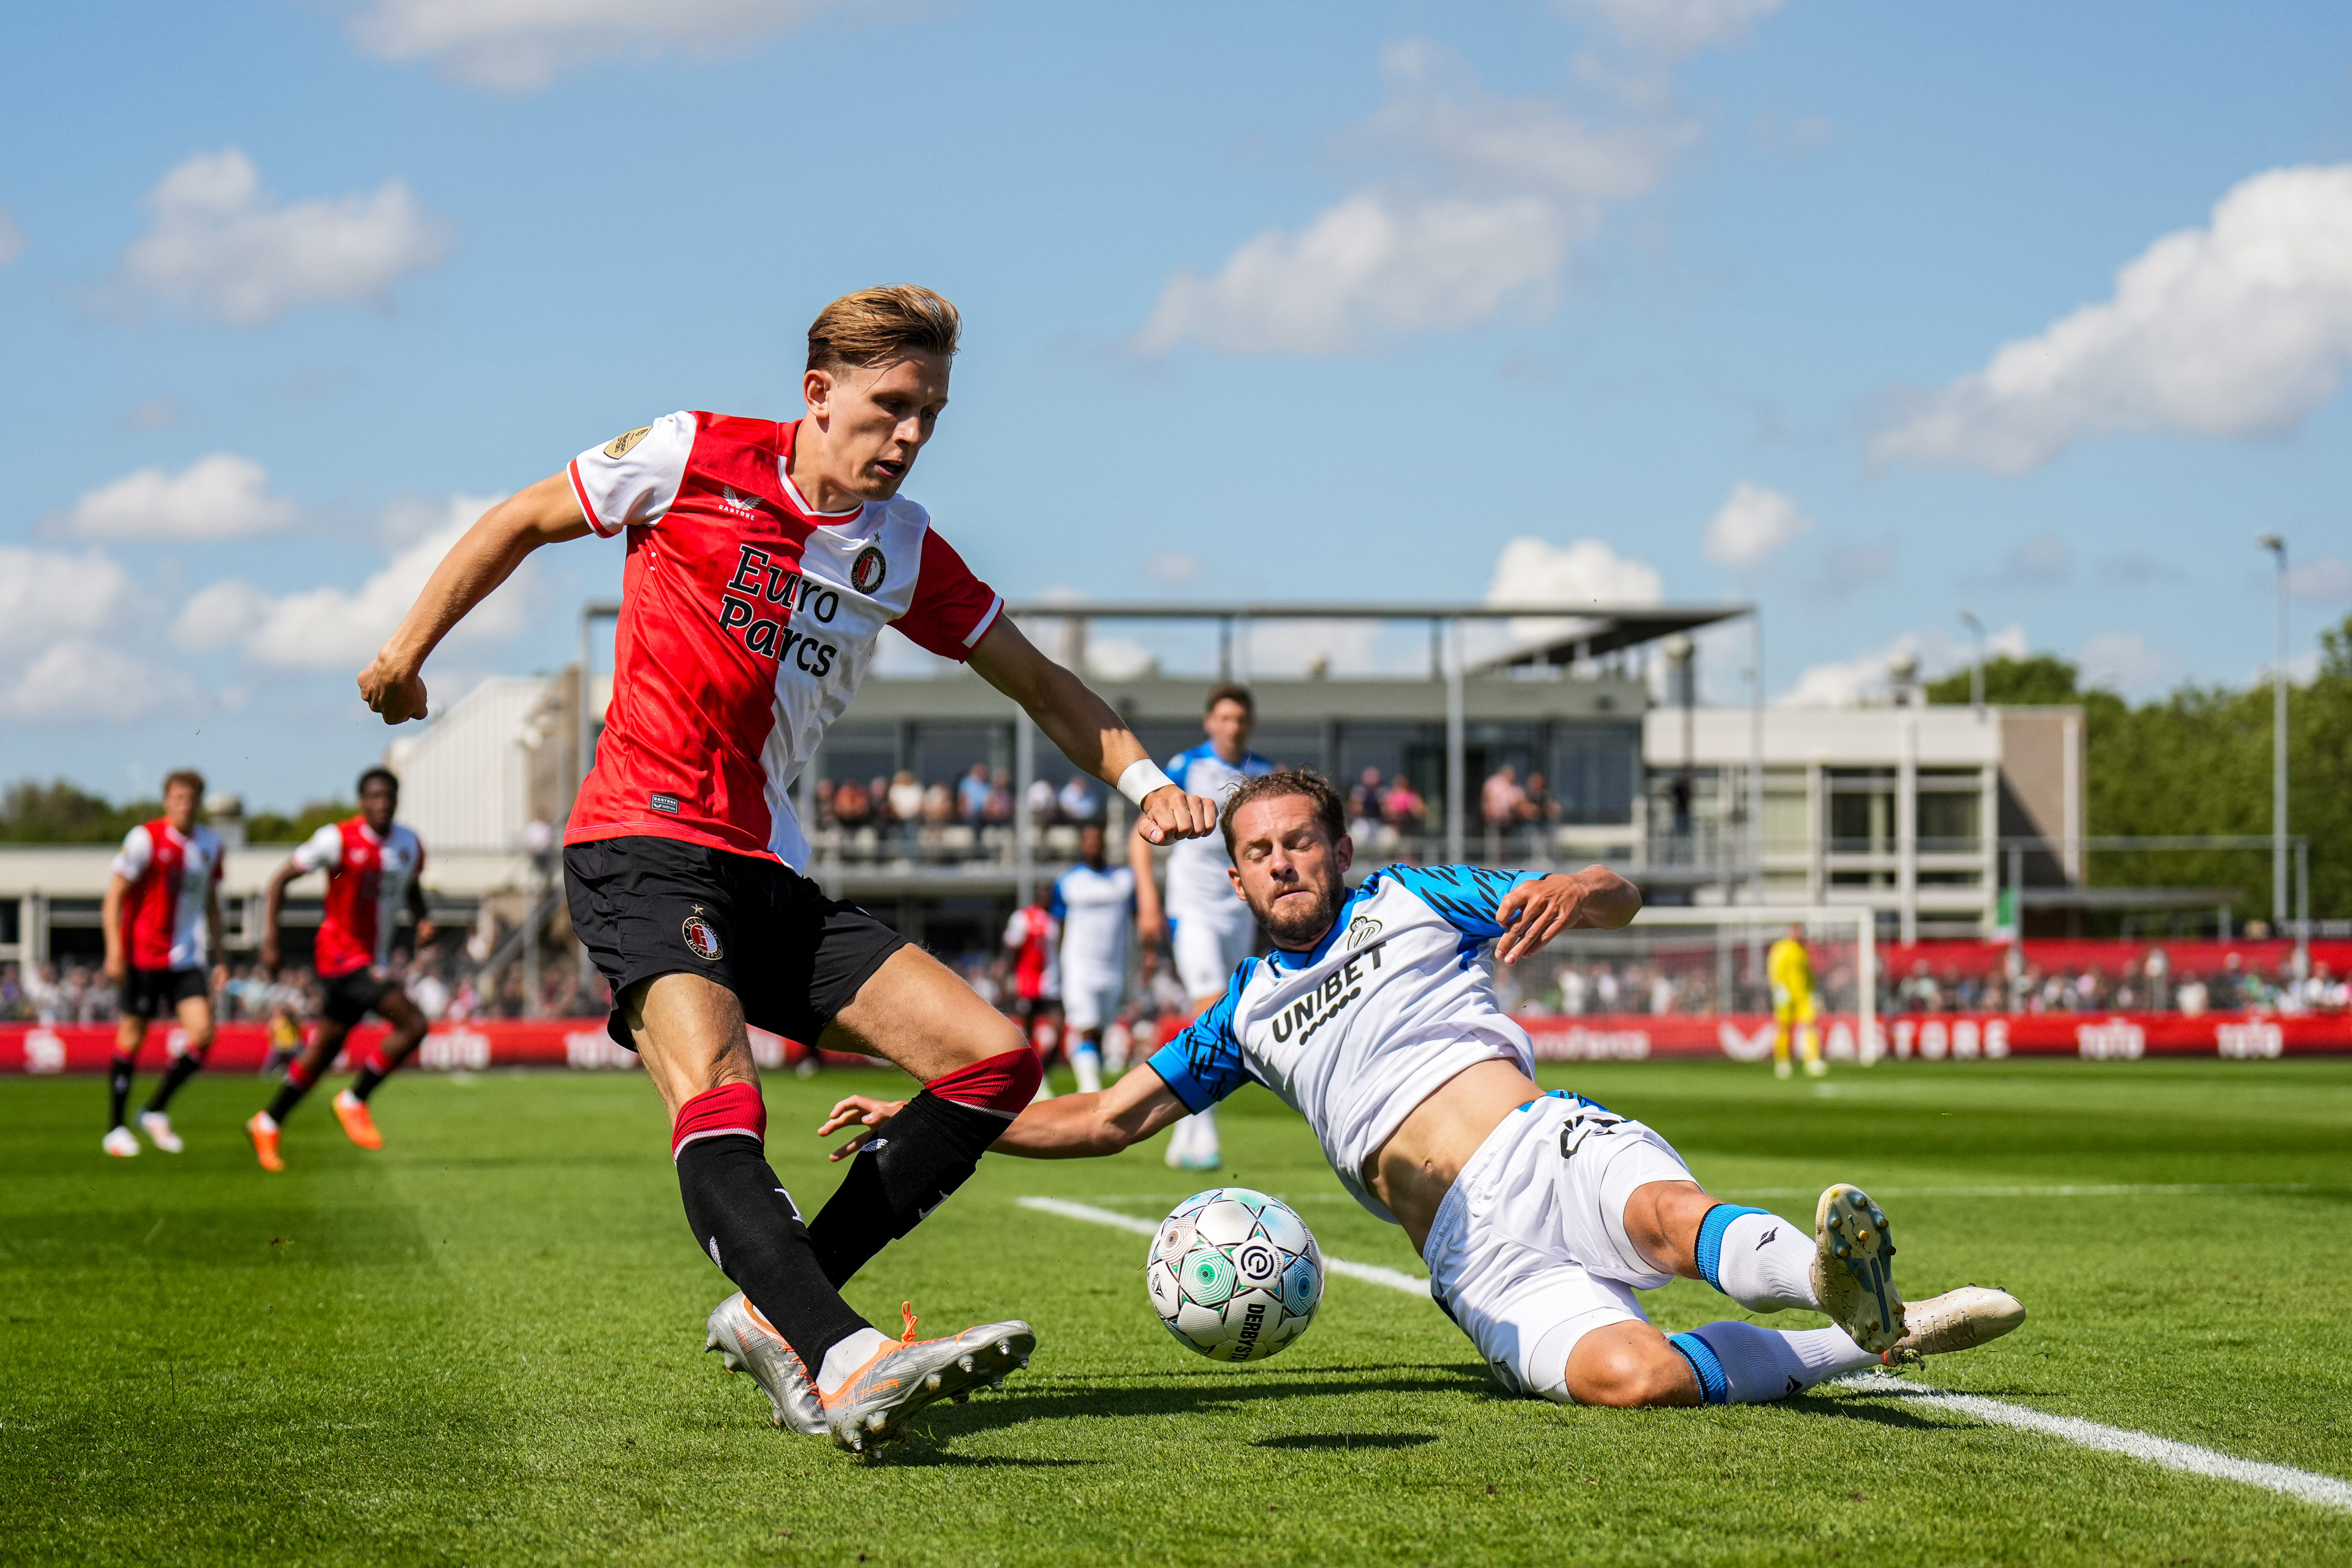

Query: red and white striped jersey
left=564, top=412, right=1003, bottom=867
left=292, top=818, right=426, bottom=979
left=111, top=820, right=224, bottom=971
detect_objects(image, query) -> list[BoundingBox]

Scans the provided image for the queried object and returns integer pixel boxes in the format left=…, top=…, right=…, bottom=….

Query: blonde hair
left=806, top=285, right=961, bottom=374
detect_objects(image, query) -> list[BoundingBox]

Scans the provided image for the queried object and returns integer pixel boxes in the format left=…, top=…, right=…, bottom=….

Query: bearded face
left=1226, top=793, right=1354, bottom=951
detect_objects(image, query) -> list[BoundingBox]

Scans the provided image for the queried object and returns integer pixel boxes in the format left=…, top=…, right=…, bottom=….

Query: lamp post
left=1957, top=610, right=1985, bottom=712
left=2256, top=533, right=2288, bottom=933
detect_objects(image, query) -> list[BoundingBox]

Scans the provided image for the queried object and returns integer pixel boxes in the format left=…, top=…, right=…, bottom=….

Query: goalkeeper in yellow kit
left=1768, top=924, right=1825, bottom=1080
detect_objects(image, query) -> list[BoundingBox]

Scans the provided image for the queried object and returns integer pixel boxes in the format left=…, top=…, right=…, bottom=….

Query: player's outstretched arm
left=1492, top=865, right=1642, bottom=965
left=967, top=618, right=1216, bottom=846
left=357, top=473, right=592, bottom=725
left=100, top=873, right=130, bottom=984
left=818, top=1066, right=1188, bottom=1162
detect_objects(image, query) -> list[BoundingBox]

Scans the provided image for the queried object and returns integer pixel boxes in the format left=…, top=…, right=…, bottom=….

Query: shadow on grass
left=916, top=1370, right=1485, bottom=1442
left=1253, top=1433, right=1439, bottom=1450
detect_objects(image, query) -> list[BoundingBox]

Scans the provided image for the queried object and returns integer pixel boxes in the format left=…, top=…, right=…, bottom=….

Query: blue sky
left=5, top=0, right=2351, bottom=809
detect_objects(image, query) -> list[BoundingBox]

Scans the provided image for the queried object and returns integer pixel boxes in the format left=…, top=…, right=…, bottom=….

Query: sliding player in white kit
left=1053, top=821, right=1134, bottom=1094
left=827, top=771, right=2024, bottom=1408
left=1131, top=683, right=1272, bottom=1170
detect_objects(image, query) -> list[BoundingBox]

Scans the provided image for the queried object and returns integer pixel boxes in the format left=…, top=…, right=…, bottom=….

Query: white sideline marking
left=1022, top=1196, right=2352, bottom=1515
left=1833, top=1373, right=2352, bottom=1515
left=1725, top=1183, right=2345, bottom=1199
left=1015, top=1197, right=1430, bottom=1295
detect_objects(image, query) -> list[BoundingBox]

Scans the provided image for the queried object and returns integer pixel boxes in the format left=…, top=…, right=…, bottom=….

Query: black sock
left=267, top=1072, right=317, bottom=1124
left=806, top=1090, right=1012, bottom=1287
left=349, top=1065, right=387, bottom=1102
left=143, top=1053, right=205, bottom=1115
left=108, top=1056, right=135, bottom=1130
left=676, top=1134, right=872, bottom=1374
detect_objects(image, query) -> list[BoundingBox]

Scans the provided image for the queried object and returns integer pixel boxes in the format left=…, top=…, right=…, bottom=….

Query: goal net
left=1496, top=905, right=1880, bottom=1065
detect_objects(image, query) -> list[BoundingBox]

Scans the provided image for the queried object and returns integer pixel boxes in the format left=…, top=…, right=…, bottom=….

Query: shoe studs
left=959, top=1354, right=975, bottom=1373
left=924, top=1371, right=943, bottom=1392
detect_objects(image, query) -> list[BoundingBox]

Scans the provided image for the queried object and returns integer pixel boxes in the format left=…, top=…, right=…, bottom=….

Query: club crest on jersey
left=1344, top=915, right=1383, bottom=949
left=850, top=546, right=888, bottom=595
left=605, top=426, right=651, bottom=459
left=720, top=486, right=762, bottom=516
left=681, top=911, right=723, bottom=962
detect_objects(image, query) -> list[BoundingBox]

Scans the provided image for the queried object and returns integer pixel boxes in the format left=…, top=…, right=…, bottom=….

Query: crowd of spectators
left=809, top=765, right=1108, bottom=859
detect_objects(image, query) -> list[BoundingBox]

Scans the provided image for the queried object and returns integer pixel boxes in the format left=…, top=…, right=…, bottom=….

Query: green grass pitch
left=4, top=1058, right=2350, bottom=1566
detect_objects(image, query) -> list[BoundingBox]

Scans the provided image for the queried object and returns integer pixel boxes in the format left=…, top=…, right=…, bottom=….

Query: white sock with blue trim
left=1696, top=1204, right=1820, bottom=1313
left=1670, top=1322, right=1876, bottom=1404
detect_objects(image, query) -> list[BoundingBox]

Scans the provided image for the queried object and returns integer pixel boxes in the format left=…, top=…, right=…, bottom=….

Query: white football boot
left=704, top=1292, right=826, bottom=1436
left=1879, top=1286, right=2025, bottom=1366
left=102, top=1125, right=141, bottom=1158
left=138, top=1111, right=185, bottom=1153
left=1812, top=1183, right=1905, bottom=1355
left=822, top=1305, right=1035, bottom=1454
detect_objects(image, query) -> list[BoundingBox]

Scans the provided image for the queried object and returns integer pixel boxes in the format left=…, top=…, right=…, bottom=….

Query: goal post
left=1500, top=904, right=1880, bottom=1065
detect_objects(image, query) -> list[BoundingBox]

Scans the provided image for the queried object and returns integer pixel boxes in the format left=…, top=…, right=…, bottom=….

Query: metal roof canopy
left=578, top=596, right=1762, bottom=897
left=1001, top=600, right=1751, bottom=665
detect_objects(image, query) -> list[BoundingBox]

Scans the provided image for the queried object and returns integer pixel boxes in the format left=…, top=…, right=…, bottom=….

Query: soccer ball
left=1147, top=1187, right=1323, bottom=1362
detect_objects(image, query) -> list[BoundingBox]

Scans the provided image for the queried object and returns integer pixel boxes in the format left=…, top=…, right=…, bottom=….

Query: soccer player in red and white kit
left=101, top=769, right=226, bottom=1157
left=245, top=768, right=435, bottom=1172
left=355, top=287, right=1219, bottom=1452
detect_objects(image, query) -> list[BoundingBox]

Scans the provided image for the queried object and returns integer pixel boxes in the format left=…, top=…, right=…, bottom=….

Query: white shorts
left=1421, top=1093, right=1696, bottom=1404
left=1170, top=911, right=1254, bottom=1001
left=1061, top=974, right=1122, bottom=1033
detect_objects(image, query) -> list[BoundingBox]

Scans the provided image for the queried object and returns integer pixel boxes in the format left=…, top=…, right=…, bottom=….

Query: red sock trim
left=671, top=1082, right=767, bottom=1160
left=287, top=1058, right=317, bottom=1090
left=923, top=1046, right=1042, bottom=1117
left=360, top=1046, right=394, bottom=1077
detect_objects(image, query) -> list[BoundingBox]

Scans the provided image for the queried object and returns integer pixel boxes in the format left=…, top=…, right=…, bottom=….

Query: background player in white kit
left=827, top=771, right=2024, bottom=1408
left=1053, top=821, right=1134, bottom=1094
left=100, top=769, right=226, bottom=1156
left=1130, top=683, right=1272, bottom=1170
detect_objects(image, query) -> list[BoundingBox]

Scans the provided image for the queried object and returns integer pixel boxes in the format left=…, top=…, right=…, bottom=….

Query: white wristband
left=1117, top=759, right=1175, bottom=807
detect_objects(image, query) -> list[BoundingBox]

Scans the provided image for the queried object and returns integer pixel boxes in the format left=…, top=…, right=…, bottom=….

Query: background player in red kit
left=353, top=285, right=1219, bottom=1451
left=101, top=769, right=226, bottom=1158
left=246, top=768, right=435, bottom=1172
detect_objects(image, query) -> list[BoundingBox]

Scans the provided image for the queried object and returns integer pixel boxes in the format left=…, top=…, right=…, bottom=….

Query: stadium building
left=0, top=601, right=2111, bottom=981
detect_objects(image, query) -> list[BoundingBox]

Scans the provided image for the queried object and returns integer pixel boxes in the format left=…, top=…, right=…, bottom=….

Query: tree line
left=1925, top=612, right=2352, bottom=924
left=0, top=780, right=348, bottom=848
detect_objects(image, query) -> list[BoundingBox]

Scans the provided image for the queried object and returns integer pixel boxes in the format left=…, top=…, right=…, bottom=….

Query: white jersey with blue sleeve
left=1051, top=862, right=1135, bottom=987
left=1145, top=864, right=1547, bottom=1223
left=1160, top=742, right=1276, bottom=924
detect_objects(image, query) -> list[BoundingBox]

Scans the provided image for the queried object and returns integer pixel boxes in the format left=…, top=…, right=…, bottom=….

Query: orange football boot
left=246, top=1112, right=285, bottom=1172
left=333, top=1090, right=383, bottom=1151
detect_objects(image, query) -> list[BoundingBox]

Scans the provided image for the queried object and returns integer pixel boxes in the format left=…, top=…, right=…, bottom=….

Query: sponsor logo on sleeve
left=850, top=545, right=888, bottom=594
left=604, top=426, right=652, bottom=459
left=682, top=909, right=724, bottom=962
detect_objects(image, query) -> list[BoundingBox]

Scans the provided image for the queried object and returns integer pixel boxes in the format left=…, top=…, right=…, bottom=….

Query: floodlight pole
left=1444, top=617, right=1466, bottom=864
left=2258, top=534, right=2288, bottom=930
left=1958, top=609, right=1985, bottom=713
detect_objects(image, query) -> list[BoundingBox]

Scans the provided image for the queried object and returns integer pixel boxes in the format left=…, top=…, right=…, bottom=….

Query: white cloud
left=1479, top=535, right=1665, bottom=663
left=118, top=150, right=450, bottom=328
left=59, top=453, right=298, bottom=541
left=0, top=548, right=136, bottom=658
left=0, top=548, right=195, bottom=724
left=1875, top=164, right=2352, bottom=473
left=0, top=640, right=198, bottom=723
left=1556, top=0, right=1783, bottom=55
left=349, top=0, right=862, bottom=92
left=181, top=494, right=516, bottom=670
left=2288, top=556, right=2352, bottom=600
left=0, top=208, right=24, bottom=266
left=1779, top=622, right=2028, bottom=708
left=1083, top=637, right=1157, bottom=681
left=1136, top=40, right=1702, bottom=355
left=1144, top=551, right=1204, bottom=587
left=2076, top=631, right=2181, bottom=697
left=1702, top=481, right=1811, bottom=570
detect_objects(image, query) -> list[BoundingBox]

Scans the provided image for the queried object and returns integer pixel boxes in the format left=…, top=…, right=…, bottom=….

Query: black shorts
left=120, top=967, right=208, bottom=1020
left=321, top=968, right=398, bottom=1027
left=564, top=836, right=909, bottom=1050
